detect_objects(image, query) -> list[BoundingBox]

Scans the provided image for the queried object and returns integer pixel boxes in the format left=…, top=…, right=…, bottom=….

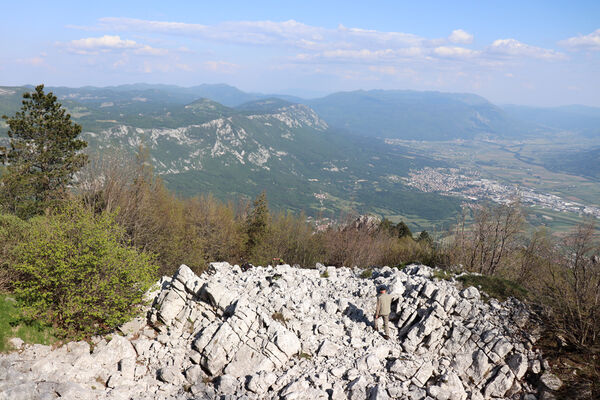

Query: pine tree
left=0, top=85, right=87, bottom=218
left=245, top=191, right=269, bottom=256
left=417, top=230, right=432, bottom=245
left=396, top=221, right=413, bottom=238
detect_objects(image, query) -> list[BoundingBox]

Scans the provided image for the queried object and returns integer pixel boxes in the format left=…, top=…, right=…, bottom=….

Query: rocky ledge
left=0, top=263, right=561, bottom=400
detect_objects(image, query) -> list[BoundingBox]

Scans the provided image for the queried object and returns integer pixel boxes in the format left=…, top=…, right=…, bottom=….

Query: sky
left=1, top=0, right=599, bottom=106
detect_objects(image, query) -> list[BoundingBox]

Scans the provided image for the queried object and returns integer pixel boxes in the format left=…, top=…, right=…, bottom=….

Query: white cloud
left=449, top=29, right=473, bottom=44
left=134, top=45, right=168, bottom=56
left=488, top=39, right=565, bottom=60
left=70, top=18, right=566, bottom=69
left=434, top=46, right=478, bottom=58
left=558, top=29, right=600, bottom=51
left=88, top=17, right=429, bottom=51
left=63, top=35, right=167, bottom=56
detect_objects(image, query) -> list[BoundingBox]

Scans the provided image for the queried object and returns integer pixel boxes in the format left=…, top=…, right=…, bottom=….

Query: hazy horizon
left=1, top=1, right=599, bottom=107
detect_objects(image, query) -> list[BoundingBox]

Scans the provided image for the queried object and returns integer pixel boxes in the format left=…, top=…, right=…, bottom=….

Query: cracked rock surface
left=0, top=262, right=555, bottom=399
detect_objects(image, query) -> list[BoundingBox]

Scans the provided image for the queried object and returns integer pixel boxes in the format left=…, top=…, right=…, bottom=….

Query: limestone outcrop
left=0, top=262, right=559, bottom=399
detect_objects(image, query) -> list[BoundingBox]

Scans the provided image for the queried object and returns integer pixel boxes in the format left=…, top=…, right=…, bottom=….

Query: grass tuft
left=271, top=312, right=287, bottom=325
left=360, top=268, right=373, bottom=279
left=456, top=275, right=528, bottom=302
left=432, top=269, right=455, bottom=281
left=0, top=293, right=57, bottom=352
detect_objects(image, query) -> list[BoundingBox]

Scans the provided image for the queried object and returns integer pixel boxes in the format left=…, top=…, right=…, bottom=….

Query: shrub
left=11, top=205, right=158, bottom=337
left=249, top=210, right=324, bottom=267
left=0, top=213, right=30, bottom=291
left=537, top=221, right=600, bottom=349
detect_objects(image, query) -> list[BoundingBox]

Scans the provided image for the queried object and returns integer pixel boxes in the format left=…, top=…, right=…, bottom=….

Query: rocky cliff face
left=0, top=263, right=561, bottom=400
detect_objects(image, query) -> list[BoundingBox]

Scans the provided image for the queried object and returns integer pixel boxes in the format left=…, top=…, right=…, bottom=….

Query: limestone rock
left=539, top=371, right=563, bottom=391
left=7, top=337, right=24, bottom=350
left=0, top=264, right=547, bottom=400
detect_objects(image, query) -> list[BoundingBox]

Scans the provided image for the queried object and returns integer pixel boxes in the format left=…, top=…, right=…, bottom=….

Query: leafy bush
left=0, top=213, right=30, bottom=291
left=11, top=205, right=158, bottom=337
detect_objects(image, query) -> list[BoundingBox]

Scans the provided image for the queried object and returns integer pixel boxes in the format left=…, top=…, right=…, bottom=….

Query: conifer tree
left=0, top=85, right=87, bottom=218
left=396, top=221, right=413, bottom=238
left=245, top=191, right=269, bottom=256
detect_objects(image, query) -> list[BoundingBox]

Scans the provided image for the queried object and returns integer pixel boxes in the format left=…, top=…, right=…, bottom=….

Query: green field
left=390, top=134, right=600, bottom=232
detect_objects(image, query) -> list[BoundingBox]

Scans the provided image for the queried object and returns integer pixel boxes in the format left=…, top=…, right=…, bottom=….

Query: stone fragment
left=0, top=383, right=37, bottom=400
left=247, top=371, right=278, bottom=394
left=224, top=344, right=274, bottom=377
left=539, top=371, right=563, bottom=391
left=118, top=357, right=136, bottom=381
left=317, top=340, right=340, bottom=358
left=369, top=383, right=390, bottom=400
left=427, top=371, right=467, bottom=400
left=156, top=290, right=186, bottom=324
left=484, top=365, right=515, bottom=398
left=184, top=365, right=204, bottom=383
left=217, top=374, right=238, bottom=395
left=460, top=286, right=480, bottom=300
left=413, top=361, right=434, bottom=386
left=347, top=376, right=368, bottom=400
left=8, top=337, right=24, bottom=350
left=507, top=352, right=528, bottom=379
left=157, top=366, right=184, bottom=385
left=324, top=301, right=338, bottom=314
left=273, top=327, right=301, bottom=357
left=56, top=382, right=96, bottom=400
left=118, top=317, right=147, bottom=335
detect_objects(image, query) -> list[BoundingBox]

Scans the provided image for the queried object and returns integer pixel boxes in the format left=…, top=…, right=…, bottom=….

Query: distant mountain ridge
left=3, top=84, right=598, bottom=139
left=305, top=89, right=534, bottom=140
left=2, top=83, right=598, bottom=227
left=0, top=85, right=461, bottom=226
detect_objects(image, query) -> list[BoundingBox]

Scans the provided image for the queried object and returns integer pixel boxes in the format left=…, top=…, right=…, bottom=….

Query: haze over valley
left=1, top=83, right=598, bottom=232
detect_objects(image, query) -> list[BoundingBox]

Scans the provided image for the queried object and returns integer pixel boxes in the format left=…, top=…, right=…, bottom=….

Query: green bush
left=12, top=205, right=158, bottom=337
left=0, top=213, right=30, bottom=291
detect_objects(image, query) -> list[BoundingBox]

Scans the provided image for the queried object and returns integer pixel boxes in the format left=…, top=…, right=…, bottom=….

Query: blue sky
left=1, top=1, right=599, bottom=106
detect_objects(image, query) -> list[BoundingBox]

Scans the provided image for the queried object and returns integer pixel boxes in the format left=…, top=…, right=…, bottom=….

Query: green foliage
left=432, top=269, right=454, bottom=281
left=1, top=85, right=87, bottom=218
left=396, top=221, right=413, bottom=238
left=320, top=271, right=330, bottom=278
left=0, top=294, right=56, bottom=352
left=247, top=210, right=324, bottom=267
left=378, top=218, right=413, bottom=239
left=360, top=268, right=373, bottom=279
left=79, top=148, right=223, bottom=276
left=417, top=230, right=433, bottom=245
left=245, top=191, right=269, bottom=257
left=0, top=213, right=30, bottom=291
left=11, top=205, right=157, bottom=337
left=456, top=275, right=528, bottom=302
